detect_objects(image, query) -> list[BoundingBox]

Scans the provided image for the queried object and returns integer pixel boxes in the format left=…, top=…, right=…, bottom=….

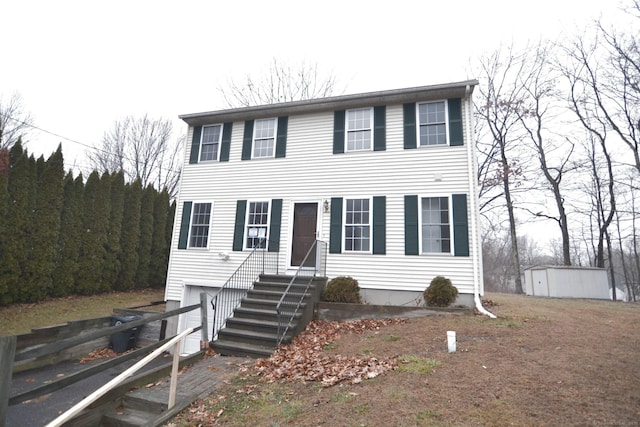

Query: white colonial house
left=164, top=80, right=486, bottom=354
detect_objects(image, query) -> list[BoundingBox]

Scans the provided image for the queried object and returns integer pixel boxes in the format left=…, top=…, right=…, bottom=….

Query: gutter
left=464, top=84, right=496, bottom=319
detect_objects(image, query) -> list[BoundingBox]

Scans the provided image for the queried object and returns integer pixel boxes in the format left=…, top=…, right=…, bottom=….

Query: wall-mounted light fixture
left=323, top=199, right=330, bottom=213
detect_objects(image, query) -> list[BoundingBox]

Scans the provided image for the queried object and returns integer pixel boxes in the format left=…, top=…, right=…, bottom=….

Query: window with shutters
left=246, top=201, right=270, bottom=249
left=344, top=198, right=371, bottom=252
left=420, top=196, right=451, bottom=254
left=346, top=108, right=372, bottom=151
left=200, top=125, right=222, bottom=161
left=189, top=203, right=212, bottom=248
left=253, top=118, right=277, bottom=158
left=418, top=101, right=447, bottom=146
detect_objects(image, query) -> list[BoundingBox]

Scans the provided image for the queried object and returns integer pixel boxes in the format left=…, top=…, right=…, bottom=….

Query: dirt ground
left=170, top=293, right=640, bottom=426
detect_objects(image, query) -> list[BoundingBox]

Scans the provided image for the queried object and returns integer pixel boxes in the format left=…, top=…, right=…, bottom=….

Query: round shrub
left=322, top=276, right=362, bottom=303
left=424, top=276, right=458, bottom=307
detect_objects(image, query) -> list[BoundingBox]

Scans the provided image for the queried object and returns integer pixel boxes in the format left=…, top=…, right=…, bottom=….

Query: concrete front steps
left=211, top=274, right=327, bottom=358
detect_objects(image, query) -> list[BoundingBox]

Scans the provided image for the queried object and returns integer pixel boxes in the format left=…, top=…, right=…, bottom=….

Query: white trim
left=416, top=99, right=450, bottom=147
left=187, top=201, right=214, bottom=250
left=418, top=194, right=454, bottom=256
left=252, top=117, right=278, bottom=159
left=342, top=196, right=373, bottom=254
left=287, top=199, right=322, bottom=270
left=345, top=107, right=373, bottom=152
left=199, top=124, right=223, bottom=162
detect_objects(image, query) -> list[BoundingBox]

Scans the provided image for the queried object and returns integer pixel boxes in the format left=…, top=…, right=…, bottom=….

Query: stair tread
left=103, top=406, right=157, bottom=425
left=218, top=327, right=280, bottom=339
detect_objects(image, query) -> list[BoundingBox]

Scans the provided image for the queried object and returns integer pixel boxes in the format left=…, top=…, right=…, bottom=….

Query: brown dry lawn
left=170, top=293, right=640, bottom=427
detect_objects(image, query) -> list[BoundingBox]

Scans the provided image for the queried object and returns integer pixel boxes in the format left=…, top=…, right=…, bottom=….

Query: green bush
left=423, top=276, right=458, bottom=307
left=322, top=276, right=362, bottom=303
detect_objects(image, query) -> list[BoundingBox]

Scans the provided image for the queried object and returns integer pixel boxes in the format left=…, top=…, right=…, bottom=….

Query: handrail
left=210, top=238, right=279, bottom=339
left=276, top=240, right=327, bottom=346
left=44, top=326, right=199, bottom=427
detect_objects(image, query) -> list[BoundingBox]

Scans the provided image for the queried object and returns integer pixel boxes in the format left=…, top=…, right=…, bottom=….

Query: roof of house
left=179, top=79, right=479, bottom=126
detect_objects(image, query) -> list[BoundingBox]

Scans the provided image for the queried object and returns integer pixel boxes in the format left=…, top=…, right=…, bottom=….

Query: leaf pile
left=254, top=318, right=405, bottom=387
left=79, top=347, right=119, bottom=363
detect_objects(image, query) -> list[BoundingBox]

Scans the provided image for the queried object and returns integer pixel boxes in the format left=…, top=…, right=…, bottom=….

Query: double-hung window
left=253, top=118, right=277, bottom=158
left=189, top=203, right=212, bottom=248
left=246, top=201, right=270, bottom=249
left=421, top=196, right=451, bottom=253
left=418, top=101, right=447, bottom=146
left=344, top=198, right=371, bottom=252
left=200, top=125, right=222, bottom=161
left=346, top=108, right=372, bottom=151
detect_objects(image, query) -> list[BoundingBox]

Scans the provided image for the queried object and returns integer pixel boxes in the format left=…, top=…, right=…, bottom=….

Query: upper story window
left=246, top=201, right=270, bottom=249
left=344, top=198, right=371, bottom=252
left=346, top=108, right=372, bottom=151
left=418, top=101, right=447, bottom=146
left=421, top=196, right=451, bottom=254
left=253, top=118, right=277, bottom=158
left=200, top=125, right=222, bottom=161
left=189, top=202, right=212, bottom=248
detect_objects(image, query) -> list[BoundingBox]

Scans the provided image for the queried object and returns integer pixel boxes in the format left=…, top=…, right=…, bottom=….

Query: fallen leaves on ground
left=79, top=347, right=119, bottom=363
left=254, top=318, right=405, bottom=387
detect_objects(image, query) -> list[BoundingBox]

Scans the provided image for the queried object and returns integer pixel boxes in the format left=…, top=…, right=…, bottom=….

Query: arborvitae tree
left=103, top=171, right=124, bottom=289
left=22, top=147, right=64, bottom=301
left=149, top=189, right=170, bottom=288
left=135, top=185, right=155, bottom=289
left=119, top=179, right=142, bottom=290
left=76, top=171, right=110, bottom=294
left=51, top=172, right=84, bottom=297
left=3, top=142, right=37, bottom=303
left=0, top=148, right=10, bottom=304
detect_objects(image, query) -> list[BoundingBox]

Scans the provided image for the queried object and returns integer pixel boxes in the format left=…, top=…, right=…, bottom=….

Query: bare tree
left=220, top=59, right=341, bottom=107
left=0, top=93, right=34, bottom=149
left=88, top=115, right=183, bottom=197
left=516, top=43, right=577, bottom=265
left=475, top=45, right=533, bottom=293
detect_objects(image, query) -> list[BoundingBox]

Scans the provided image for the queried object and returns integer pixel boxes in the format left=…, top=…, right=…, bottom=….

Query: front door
left=290, top=203, right=318, bottom=267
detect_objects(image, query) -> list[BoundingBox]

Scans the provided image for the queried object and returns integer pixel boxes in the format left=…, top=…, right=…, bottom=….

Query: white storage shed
left=523, top=266, right=610, bottom=299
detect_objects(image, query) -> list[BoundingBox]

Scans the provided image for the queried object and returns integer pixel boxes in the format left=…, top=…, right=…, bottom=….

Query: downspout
left=464, top=84, right=496, bottom=318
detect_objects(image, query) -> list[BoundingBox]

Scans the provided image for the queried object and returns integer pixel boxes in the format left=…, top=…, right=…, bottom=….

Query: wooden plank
left=9, top=338, right=171, bottom=405
left=1, top=335, right=17, bottom=427
left=15, top=304, right=200, bottom=362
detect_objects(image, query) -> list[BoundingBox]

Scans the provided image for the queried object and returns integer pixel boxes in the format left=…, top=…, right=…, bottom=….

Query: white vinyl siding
left=166, top=98, right=479, bottom=304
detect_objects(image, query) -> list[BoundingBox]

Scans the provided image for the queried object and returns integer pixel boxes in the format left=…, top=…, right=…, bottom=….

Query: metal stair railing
left=211, top=238, right=279, bottom=339
left=276, top=240, right=327, bottom=346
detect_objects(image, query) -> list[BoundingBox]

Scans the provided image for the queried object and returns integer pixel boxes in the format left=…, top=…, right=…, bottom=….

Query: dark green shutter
left=329, top=197, right=343, bottom=253
left=189, top=126, right=202, bottom=164
left=233, top=200, right=247, bottom=251
left=178, top=201, right=192, bottom=249
left=404, top=195, right=419, bottom=255
left=241, top=120, right=254, bottom=160
left=220, top=122, right=233, bottom=162
left=268, top=199, right=282, bottom=252
left=403, top=103, right=417, bottom=149
left=373, top=196, right=386, bottom=254
left=452, top=194, right=469, bottom=256
left=373, top=106, right=386, bottom=151
left=448, top=98, right=463, bottom=146
left=275, top=117, right=288, bottom=158
left=333, top=110, right=345, bottom=154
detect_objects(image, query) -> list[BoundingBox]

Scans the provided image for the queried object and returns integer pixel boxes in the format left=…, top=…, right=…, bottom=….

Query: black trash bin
left=110, top=314, right=142, bottom=353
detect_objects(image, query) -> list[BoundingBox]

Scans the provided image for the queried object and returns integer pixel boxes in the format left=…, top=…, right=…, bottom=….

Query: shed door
left=290, top=203, right=318, bottom=266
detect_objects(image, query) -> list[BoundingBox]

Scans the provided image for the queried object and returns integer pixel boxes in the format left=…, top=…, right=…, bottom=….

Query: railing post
left=0, top=335, right=16, bottom=427
left=200, top=293, right=209, bottom=350
left=168, top=340, right=181, bottom=409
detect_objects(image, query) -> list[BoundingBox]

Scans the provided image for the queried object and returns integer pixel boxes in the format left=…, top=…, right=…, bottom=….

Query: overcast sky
left=1, top=0, right=631, bottom=173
